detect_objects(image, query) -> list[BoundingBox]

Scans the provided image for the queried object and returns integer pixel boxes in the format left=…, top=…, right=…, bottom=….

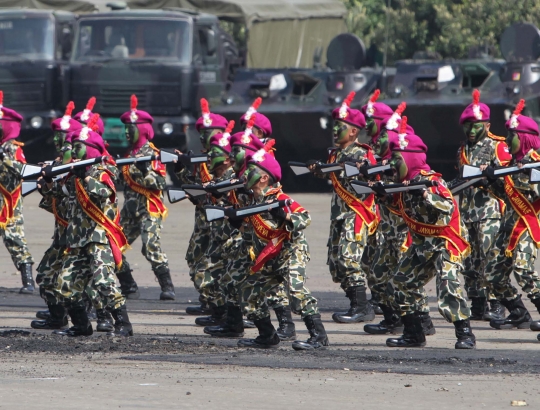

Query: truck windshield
left=74, top=19, right=191, bottom=63
left=0, top=17, right=54, bottom=60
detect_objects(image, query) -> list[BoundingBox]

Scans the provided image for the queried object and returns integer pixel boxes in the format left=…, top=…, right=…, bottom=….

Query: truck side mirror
left=206, top=29, right=216, bottom=56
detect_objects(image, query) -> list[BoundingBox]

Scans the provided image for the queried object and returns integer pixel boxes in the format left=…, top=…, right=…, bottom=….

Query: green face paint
left=208, top=146, right=228, bottom=171
left=72, top=142, right=87, bottom=160
left=200, top=128, right=221, bottom=150
left=389, top=152, right=408, bottom=182
left=333, top=120, right=350, bottom=144
left=53, top=131, right=66, bottom=152
left=507, top=131, right=520, bottom=155
left=462, top=121, right=487, bottom=144
left=231, top=146, right=246, bottom=173
left=366, top=117, right=378, bottom=138
left=374, top=129, right=390, bottom=158
left=61, top=143, right=72, bottom=164
left=245, top=163, right=262, bottom=190
left=125, top=124, right=139, bottom=145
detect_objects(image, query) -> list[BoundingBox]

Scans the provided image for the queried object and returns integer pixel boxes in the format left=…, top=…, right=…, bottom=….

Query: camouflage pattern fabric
left=386, top=173, right=471, bottom=322
left=0, top=140, right=33, bottom=267
left=266, top=283, right=291, bottom=309
left=35, top=244, right=64, bottom=305
left=121, top=214, right=168, bottom=270
left=56, top=242, right=125, bottom=310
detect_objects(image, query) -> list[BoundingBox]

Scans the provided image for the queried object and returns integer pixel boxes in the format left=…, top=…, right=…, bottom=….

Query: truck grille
left=0, top=82, right=44, bottom=110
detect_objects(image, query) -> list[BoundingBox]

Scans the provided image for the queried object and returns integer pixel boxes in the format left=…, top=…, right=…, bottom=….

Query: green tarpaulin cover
left=0, top=0, right=97, bottom=13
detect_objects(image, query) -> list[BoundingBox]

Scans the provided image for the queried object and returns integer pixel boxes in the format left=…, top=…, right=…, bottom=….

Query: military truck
left=68, top=7, right=240, bottom=156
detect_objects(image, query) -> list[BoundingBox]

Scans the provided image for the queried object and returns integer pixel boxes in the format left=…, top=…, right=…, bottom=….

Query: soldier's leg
left=267, top=283, right=296, bottom=340
left=362, top=232, right=383, bottom=315
left=116, top=217, right=140, bottom=299
left=2, top=214, right=34, bottom=293
left=462, top=222, right=488, bottom=320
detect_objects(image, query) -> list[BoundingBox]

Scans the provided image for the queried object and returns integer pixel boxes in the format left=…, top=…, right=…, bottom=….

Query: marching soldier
left=0, top=92, right=35, bottom=293
left=240, top=97, right=273, bottom=140
left=73, top=96, right=105, bottom=136
left=116, top=95, right=175, bottom=301
left=385, top=132, right=475, bottom=349
left=484, top=100, right=540, bottom=332
left=457, top=89, right=511, bottom=321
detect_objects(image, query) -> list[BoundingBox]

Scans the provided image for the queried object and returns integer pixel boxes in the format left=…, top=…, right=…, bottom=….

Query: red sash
left=328, top=146, right=378, bottom=237
left=199, top=162, right=212, bottom=183
left=398, top=174, right=470, bottom=262
left=75, top=173, right=128, bottom=268
left=248, top=190, right=305, bottom=273
left=0, top=184, right=21, bottom=228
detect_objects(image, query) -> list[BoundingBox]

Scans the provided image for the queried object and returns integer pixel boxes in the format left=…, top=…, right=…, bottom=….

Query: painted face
left=231, top=145, right=246, bottom=173
left=244, top=163, right=263, bottom=190
left=200, top=128, right=222, bottom=150
left=207, top=146, right=228, bottom=171
left=53, top=131, right=67, bottom=152
left=365, top=117, right=378, bottom=138
left=333, top=120, right=350, bottom=144
left=373, top=129, right=390, bottom=158
left=125, top=124, right=139, bottom=145
left=60, top=143, right=72, bottom=164
left=506, top=131, right=520, bottom=155
left=462, top=121, right=487, bottom=144
left=389, top=151, right=408, bottom=182
left=72, top=141, right=87, bottom=160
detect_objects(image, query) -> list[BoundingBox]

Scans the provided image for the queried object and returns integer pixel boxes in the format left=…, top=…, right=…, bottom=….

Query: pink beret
left=247, top=149, right=281, bottom=182
left=459, top=89, right=490, bottom=124
left=120, top=95, right=153, bottom=125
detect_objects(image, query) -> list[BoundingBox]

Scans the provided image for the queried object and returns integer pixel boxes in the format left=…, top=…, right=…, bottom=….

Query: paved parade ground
left=2, top=193, right=540, bottom=409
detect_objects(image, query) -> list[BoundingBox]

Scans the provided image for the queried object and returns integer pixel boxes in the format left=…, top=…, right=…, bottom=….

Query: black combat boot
left=36, top=310, right=50, bottom=319
left=469, top=297, right=487, bottom=321
left=529, top=298, right=540, bottom=331
left=489, top=295, right=532, bottom=329
left=292, top=314, right=329, bottom=350
left=483, top=299, right=506, bottom=321
left=195, top=305, right=227, bottom=327
left=364, top=304, right=404, bottom=335
left=154, top=265, right=175, bottom=301
left=419, top=312, right=436, bottom=335
left=369, top=293, right=384, bottom=315
left=31, top=304, right=67, bottom=330
left=106, top=305, right=133, bottom=337
left=96, top=309, right=114, bottom=332
left=54, top=306, right=93, bottom=337
left=237, top=316, right=280, bottom=348
left=243, top=319, right=256, bottom=328
left=274, top=306, right=297, bottom=341
left=454, top=319, right=476, bottom=349
left=83, top=294, right=97, bottom=320
left=116, top=259, right=140, bottom=300
left=332, top=286, right=375, bottom=323
left=19, top=263, right=35, bottom=294
left=204, top=305, right=245, bottom=337
left=386, top=312, right=426, bottom=348
left=186, top=303, right=212, bottom=316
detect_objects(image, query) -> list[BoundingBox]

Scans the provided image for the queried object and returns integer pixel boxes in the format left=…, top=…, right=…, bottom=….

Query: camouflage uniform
left=49, top=165, right=125, bottom=310
left=0, top=140, right=33, bottom=268
left=119, top=142, right=168, bottom=270
left=484, top=150, right=540, bottom=303
left=387, top=172, right=471, bottom=323
left=457, top=134, right=511, bottom=299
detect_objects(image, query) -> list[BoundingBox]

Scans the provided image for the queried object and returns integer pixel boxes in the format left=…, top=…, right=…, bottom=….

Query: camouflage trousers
left=462, top=219, right=501, bottom=299
left=327, top=217, right=372, bottom=291
left=56, top=242, right=125, bottom=310
left=35, top=244, right=64, bottom=305
left=267, top=283, right=290, bottom=309
left=484, top=210, right=540, bottom=303
left=387, top=248, right=471, bottom=323
left=1, top=213, right=33, bottom=268
left=121, top=213, right=168, bottom=271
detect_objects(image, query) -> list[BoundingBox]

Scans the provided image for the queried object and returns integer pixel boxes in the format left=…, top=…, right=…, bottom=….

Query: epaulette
left=148, top=142, right=160, bottom=153
left=12, top=140, right=25, bottom=146
left=487, top=132, right=506, bottom=141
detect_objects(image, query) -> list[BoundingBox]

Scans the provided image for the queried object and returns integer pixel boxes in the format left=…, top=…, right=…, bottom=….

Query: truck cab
left=69, top=8, right=238, bottom=155
left=0, top=9, right=75, bottom=160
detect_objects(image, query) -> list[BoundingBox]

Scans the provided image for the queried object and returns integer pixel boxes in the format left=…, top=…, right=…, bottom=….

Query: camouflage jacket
left=0, top=140, right=26, bottom=216
left=457, top=133, right=511, bottom=222
left=48, top=164, right=120, bottom=248
left=121, top=142, right=166, bottom=218
left=39, top=158, right=69, bottom=247
left=323, top=142, right=375, bottom=221
left=207, top=167, right=238, bottom=243
left=394, top=171, right=466, bottom=255
left=506, top=149, right=540, bottom=204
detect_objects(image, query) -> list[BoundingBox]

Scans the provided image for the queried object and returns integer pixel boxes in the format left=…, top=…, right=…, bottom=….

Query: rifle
left=21, top=172, right=69, bottom=197
left=166, top=188, right=187, bottom=203
left=205, top=199, right=291, bottom=222
left=447, top=178, right=483, bottom=195
left=21, top=156, right=108, bottom=180
left=462, top=163, right=540, bottom=180
left=350, top=180, right=436, bottom=195
left=114, top=150, right=179, bottom=166
left=181, top=178, right=246, bottom=199
left=529, top=168, right=540, bottom=183
left=344, top=161, right=392, bottom=178
left=288, top=161, right=343, bottom=176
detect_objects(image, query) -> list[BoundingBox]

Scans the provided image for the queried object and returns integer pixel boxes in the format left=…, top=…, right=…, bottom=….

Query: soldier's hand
left=41, top=164, right=54, bottom=183
left=270, top=206, right=288, bottom=222
left=71, top=166, right=86, bottom=179
left=371, top=182, right=387, bottom=197
left=483, top=165, right=497, bottom=183
left=135, top=160, right=148, bottom=174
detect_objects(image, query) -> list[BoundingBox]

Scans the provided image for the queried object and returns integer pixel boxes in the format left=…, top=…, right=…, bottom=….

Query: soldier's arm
left=424, top=187, right=454, bottom=215
left=285, top=210, right=311, bottom=232
left=38, top=196, right=54, bottom=214
left=142, top=161, right=167, bottom=190
left=85, top=175, right=113, bottom=200
left=0, top=145, right=24, bottom=175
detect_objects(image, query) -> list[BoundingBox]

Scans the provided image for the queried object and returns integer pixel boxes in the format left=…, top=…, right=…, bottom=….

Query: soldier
left=175, top=98, right=228, bottom=315
left=240, top=97, right=273, bottom=141
left=0, top=92, right=34, bottom=293
left=484, top=100, right=540, bottom=332
left=385, top=132, right=475, bottom=349
left=208, top=149, right=328, bottom=350
left=457, top=89, right=511, bottom=321
left=73, top=96, right=105, bottom=136
left=31, top=102, right=82, bottom=330
left=314, top=92, right=378, bottom=324
left=115, top=95, right=174, bottom=301
left=44, top=116, right=132, bottom=337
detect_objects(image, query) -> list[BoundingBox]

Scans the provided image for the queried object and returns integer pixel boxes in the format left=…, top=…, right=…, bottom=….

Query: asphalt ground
left=1, top=193, right=540, bottom=409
